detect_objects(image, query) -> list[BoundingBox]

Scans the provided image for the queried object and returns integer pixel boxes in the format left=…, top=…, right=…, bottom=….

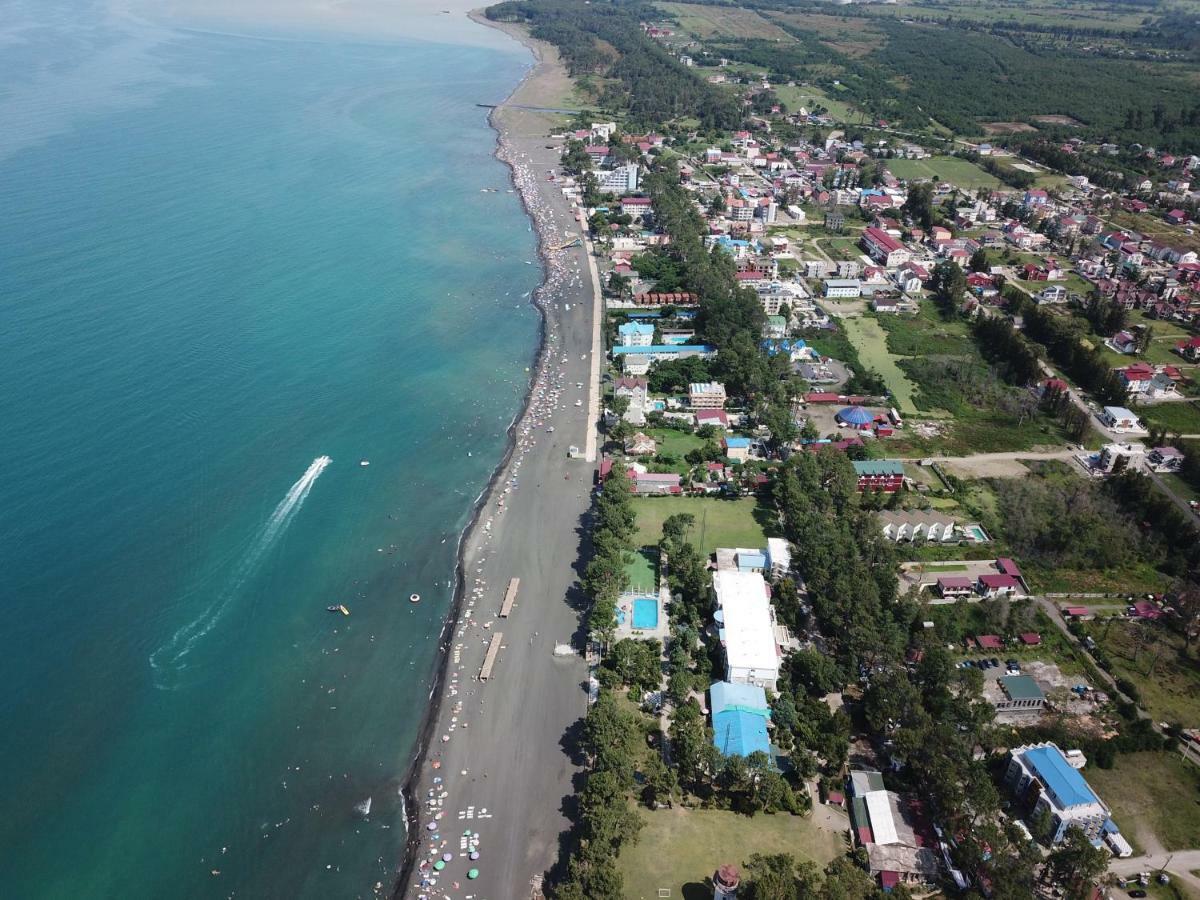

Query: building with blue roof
left=709, top=681, right=771, bottom=758
left=618, top=321, right=655, bottom=347
left=761, top=338, right=809, bottom=360
left=1005, top=742, right=1114, bottom=845
left=611, top=344, right=716, bottom=375
left=837, top=406, right=875, bottom=428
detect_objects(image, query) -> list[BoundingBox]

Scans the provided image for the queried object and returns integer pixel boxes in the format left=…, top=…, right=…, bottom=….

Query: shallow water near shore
left=0, top=2, right=540, bottom=896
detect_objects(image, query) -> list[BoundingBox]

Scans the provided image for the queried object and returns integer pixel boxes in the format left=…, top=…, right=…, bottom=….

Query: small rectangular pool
left=632, top=597, right=659, bottom=630
left=964, top=524, right=990, bottom=543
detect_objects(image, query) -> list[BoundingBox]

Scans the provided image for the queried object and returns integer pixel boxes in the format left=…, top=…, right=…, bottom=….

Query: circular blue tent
left=836, top=406, right=874, bottom=427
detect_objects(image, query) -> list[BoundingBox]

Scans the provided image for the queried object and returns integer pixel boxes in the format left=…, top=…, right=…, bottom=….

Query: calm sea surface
left=0, top=2, right=539, bottom=896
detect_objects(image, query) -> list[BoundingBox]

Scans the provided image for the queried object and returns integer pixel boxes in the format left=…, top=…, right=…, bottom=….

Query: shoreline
left=392, top=14, right=579, bottom=898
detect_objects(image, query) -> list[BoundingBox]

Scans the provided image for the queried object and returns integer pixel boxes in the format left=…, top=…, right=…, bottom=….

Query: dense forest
left=486, top=0, right=739, bottom=129
left=671, top=0, right=1200, bottom=151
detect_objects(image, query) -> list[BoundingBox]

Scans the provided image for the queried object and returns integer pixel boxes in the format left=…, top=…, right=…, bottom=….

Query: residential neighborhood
left=497, top=5, right=1200, bottom=900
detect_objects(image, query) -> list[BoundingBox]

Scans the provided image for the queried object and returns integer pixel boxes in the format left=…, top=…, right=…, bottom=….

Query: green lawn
left=1030, top=562, right=1173, bottom=596
left=633, top=496, right=776, bottom=557
left=625, top=547, right=658, bottom=594
left=1085, top=618, right=1200, bottom=726
left=1163, top=473, right=1200, bottom=503
left=885, top=156, right=1002, bottom=191
left=618, top=805, right=843, bottom=900
left=647, top=427, right=707, bottom=458
left=1134, top=401, right=1200, bottom=436
left=822, top=235, right=866, bottom=262
left=657, top=1, right=793, bottom=40
left=840, top=315, right=928, bottom=416
left=879, top=303, right=974, bottom=357
left=1086, top=752, right=1200, bottom=852
left=773, top=83, right=858, bottom=121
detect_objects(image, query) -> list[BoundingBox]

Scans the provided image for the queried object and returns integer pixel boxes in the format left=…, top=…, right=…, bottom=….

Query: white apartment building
left=596, top=164, right=640, bottom=195
left=689, top=381, right=727, bottom=409
left=712, top=570, right=780, bottom=692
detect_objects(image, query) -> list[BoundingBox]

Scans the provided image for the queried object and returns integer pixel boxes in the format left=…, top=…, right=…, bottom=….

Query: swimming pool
left=632, top=597, right=659, bottom=630
left=964, top=524, right=990, bottom=543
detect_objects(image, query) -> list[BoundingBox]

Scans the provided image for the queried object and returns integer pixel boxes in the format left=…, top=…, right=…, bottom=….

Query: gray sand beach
left=401, top=20, right=600, bottom=900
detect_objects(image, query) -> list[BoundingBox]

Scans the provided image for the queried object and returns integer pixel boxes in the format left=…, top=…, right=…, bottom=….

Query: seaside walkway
left=583, top=234, right=603, bottom=462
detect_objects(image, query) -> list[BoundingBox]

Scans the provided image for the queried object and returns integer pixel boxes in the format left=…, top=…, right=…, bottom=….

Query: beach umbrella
left=469, top=851, right=480, bottom=860
left=467, top=869, right=479, bottom=880
left=442, top=853, right=453, bottom=862
left=425, top=822, right=437, bottom=831
left=433, top=860, right=445, bottom=871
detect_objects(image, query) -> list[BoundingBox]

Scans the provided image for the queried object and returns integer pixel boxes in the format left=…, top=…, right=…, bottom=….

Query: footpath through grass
left=633, top=496, right=776, bottom=557
left=840, top=315, right=928, bottom=416
left=1086, top=751, right=1200, bottom=852
left=618, top=805, right=843, bottom=900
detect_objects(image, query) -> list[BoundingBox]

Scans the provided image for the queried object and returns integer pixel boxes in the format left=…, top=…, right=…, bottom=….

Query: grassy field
left=885, top=156, right=1002, bottom=190
left=1085, top=618, right=1200, bottom=725
left=773, top=83, right=859, bottom=121
left=633, top=496, right=776, bottom=557
left=1086, top=752, right=1200, bottom=852
left=840, top=315, right=927, bottom=416
left=625, top=547, right=658, bottom=594
left=768, top=10, right=889, bottom=57
left=1163, top=473, right=1200, bottom=503
left=618, top=805, right=843, bottom=900
left=657, top=2, right=793, bottom=40
left=647, top=427, right=708, bottom=460
left=880, top=303, right=975, bottom=357
left=821, top=235, right=866, bottom=262
left=1135, top=401, right=1200, bottom=436
left=1031, top=562, right=1173, bottom=596
left=861, top=0, right=1156, bottom=32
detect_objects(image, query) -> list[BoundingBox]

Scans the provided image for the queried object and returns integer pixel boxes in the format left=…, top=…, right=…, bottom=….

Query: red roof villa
left=978, top=573, right=1020, bottom=598
left=937, top=576, right=974, bottom=599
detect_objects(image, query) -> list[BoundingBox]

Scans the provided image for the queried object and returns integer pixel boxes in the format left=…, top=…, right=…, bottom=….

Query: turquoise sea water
left=0, top=3, right=539, bottom=896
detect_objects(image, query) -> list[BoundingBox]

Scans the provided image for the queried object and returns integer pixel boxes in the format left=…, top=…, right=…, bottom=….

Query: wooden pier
left=499, top=577, right=520, bottom=618
left=479, top=633, right=504, bottom=681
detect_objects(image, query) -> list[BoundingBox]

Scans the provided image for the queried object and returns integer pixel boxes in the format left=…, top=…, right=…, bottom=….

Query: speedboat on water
left=328, top=604, right=350, bottom=616
left=360, top=459, right=370, bottom=467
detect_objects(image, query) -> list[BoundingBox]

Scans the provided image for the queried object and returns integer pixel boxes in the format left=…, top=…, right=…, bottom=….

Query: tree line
left=486, top=0, right=739, bottom=130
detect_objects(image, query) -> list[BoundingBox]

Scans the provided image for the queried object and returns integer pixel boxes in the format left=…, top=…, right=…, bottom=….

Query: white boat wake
left=150, top=455, right=331, bottom=685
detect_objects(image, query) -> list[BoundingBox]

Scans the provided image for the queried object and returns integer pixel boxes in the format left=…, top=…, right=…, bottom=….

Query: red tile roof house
left=1132, top=600, right=1164, bottom=620
left=1177, top=336, right=1200, bottom=361
left=976, top=634, right=1004, bottom=651
left=630, top=471, right=682, bottom=495
left=978, top=573, right=1020, bottom=598
left=996, top=557, right=1029, bottom=593
left=937, top=575, right=975, bottom=599
left=696, top=409, right=730, bottom=429
left=1019, top=633, right=1042, bottom=646
left=861, top=226, right=911, bottom=267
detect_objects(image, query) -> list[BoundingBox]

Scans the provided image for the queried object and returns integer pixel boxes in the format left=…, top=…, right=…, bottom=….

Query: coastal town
left=410, top=2, right=1200, bottom=900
